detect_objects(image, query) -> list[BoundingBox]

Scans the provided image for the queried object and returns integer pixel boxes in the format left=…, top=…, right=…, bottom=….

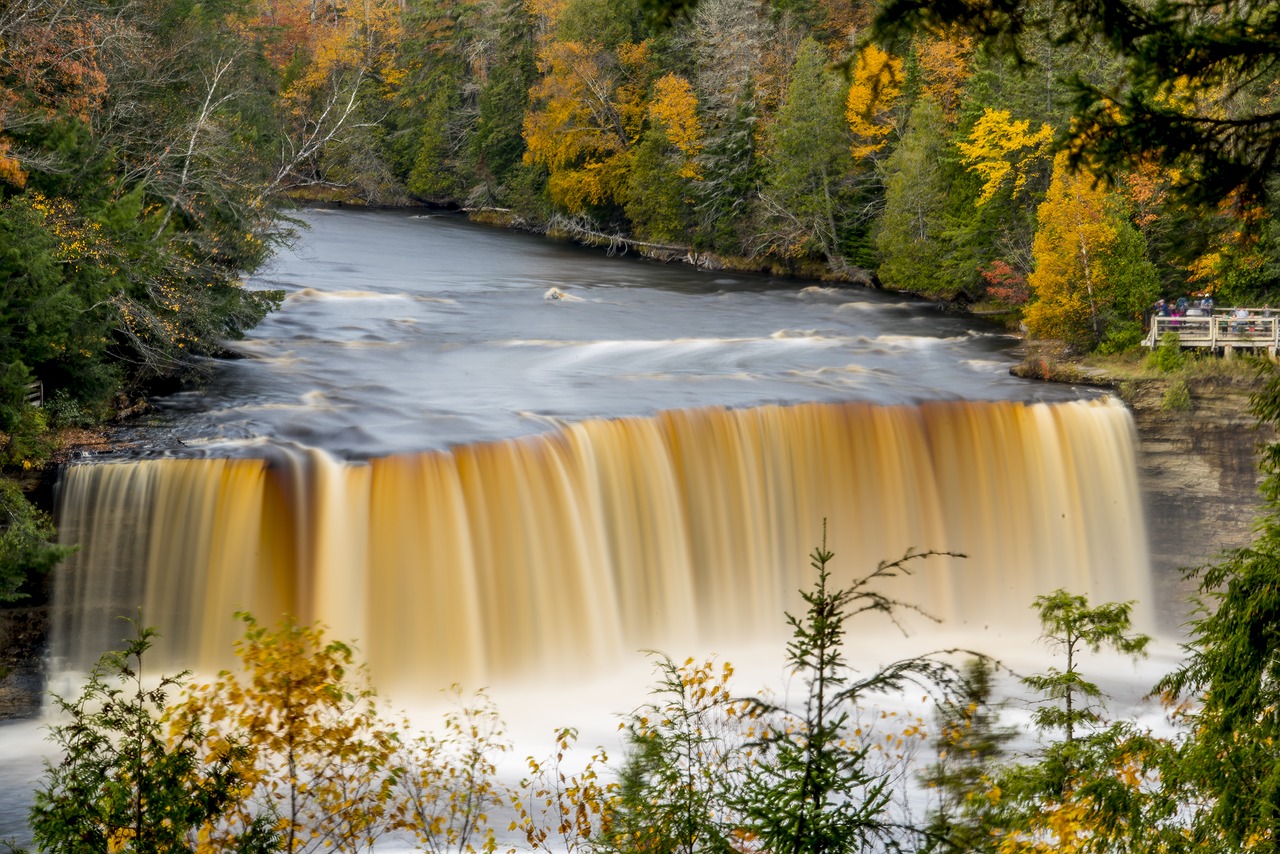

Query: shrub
left=1162, top=378, right=1192, bottom=412
left=1149, top=331, right=1185, bottom=372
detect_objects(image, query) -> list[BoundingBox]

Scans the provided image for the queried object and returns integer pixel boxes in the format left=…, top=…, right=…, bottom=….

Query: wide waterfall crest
left=52, top=398, right=1152, bottom=695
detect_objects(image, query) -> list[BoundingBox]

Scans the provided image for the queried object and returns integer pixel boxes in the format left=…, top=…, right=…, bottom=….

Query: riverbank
left=325, top=199, right=908, bottom=296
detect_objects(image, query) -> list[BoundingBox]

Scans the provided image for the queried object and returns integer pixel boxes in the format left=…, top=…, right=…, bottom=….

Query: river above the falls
left=149, top=207, right=1088, bottom=457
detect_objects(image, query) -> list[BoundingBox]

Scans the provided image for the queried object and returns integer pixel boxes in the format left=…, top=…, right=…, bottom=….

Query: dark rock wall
left=0, top=607, right=47, bottom=718
left=1124, top=377, right=1272, bottom=632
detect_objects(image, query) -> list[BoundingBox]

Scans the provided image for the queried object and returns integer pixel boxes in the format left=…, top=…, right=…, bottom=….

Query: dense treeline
left=364, top=0, right=1280, bottom=355
left=2, top=0, right=1278, bottom=446
left=0, top=0, right=402, bottom=598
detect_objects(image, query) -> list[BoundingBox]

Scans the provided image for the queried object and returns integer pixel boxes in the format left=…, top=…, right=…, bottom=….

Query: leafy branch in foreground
left=918, top=656, right=1016, bottom=853
left=393, top=685, right=510, bottom=854
left=606, top=654, right=746, bottom=854
left=988, top=590, right=1157, bottom=853
left=30, top=621, right=276, bottom=854
left=172, top=613, right=402, bottom=853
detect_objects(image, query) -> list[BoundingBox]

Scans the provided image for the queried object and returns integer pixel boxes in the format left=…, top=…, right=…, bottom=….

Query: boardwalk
left=1145, top=309, right=1279, bottom=355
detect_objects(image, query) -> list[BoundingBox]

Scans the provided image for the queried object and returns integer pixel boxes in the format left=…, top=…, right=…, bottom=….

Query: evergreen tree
left=624, top=127, right=693, bottom=242
left=694, top=89, right=758, bottom=254
left=468, top=0, right=537, bottom=204
left=737, top=532, right=963, bottom=854
left=875, top=97, right=957, bottom=297
left=873, top=0, right=1280, bottom=210
left=760, top=38, right=855, bottom=267
left=1157, top=367, right=1280, bottom=852
left=690, top=0, right=770, bottom=254
left=987, top=590, right=1156, bottom=853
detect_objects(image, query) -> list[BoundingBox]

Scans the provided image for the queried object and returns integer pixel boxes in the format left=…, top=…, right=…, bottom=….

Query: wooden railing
left=1145, top=310, right=1280, bottom=353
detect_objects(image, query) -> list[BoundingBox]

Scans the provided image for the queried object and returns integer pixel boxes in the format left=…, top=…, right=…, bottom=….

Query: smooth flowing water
left=2, top=208, right=1166, bottom=845
left=147, top=208, right=1084, bottom=455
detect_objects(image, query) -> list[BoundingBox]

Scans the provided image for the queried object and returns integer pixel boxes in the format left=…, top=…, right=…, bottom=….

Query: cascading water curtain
left=53, top=398, right=1152, bottom=693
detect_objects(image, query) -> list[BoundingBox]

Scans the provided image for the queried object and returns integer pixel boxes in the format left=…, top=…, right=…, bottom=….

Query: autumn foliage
left=1024, top=153, right=1157, bottom=351
left=845, top=44, right=903, bottom=161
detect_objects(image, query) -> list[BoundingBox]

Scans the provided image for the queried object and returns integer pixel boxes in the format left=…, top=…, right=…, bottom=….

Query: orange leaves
left=845, top=44, right=903, bottom=161
left=232, top=0, right=402, bottom=105
left=0, top=2, right=110, bottom=185
left=914, top=32, right=972, bottom=123
left=958, top=108, right=1054, bottom=204
left=981, top=260, right=1031, bottom=307
left=2, top=12, right=109, bottom=120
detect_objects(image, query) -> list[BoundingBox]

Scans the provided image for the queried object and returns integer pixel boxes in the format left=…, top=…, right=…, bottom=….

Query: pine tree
left=874, top=97, right=956, bottom=296
left=759, top=38, right=855, bottom=266
left=737, top=531, right=963, bottom=854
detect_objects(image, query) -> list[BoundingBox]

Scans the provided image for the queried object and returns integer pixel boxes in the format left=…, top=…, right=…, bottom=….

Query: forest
left=0, top=0, right=1273, bottom=601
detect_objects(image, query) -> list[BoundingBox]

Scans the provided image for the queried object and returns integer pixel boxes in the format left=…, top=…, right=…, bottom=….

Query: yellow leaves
left=1024, top=152, right=1125, bottom=348
left=846, top=44, right=903, bottom=160
left=525, top=39, right=655, bottom=213
left=511, top=727, right=617, bottom=854
left=958, top=108, right=1054, bottom=205
left=175, top=613, right=404, bottom=853
left=648, top=74, right=702, bottom=179
left=995, top=794, right=1096, bottom=854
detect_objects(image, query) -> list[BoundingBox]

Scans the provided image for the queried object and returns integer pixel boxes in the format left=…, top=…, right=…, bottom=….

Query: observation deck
left=1145, top=308, right=1279, bottom=355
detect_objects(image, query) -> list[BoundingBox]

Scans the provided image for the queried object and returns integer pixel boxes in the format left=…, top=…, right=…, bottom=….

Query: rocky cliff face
left=0, top=607, right=47, bottom=718
left=1121, top=375, right=1272, bottom=632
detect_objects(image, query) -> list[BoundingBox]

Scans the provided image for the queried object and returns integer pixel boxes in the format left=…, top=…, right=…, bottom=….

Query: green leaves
left=0, top=477, right=73, bottom=602
left=31, top=621, right=277, bottom=854
left=1152, top=373, right=1280, bottom=849
left=606, top=654, right=743, bottom=854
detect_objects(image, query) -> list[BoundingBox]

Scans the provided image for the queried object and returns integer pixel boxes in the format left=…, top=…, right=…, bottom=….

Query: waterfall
left=52, top=398, right=1152, bottom=693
